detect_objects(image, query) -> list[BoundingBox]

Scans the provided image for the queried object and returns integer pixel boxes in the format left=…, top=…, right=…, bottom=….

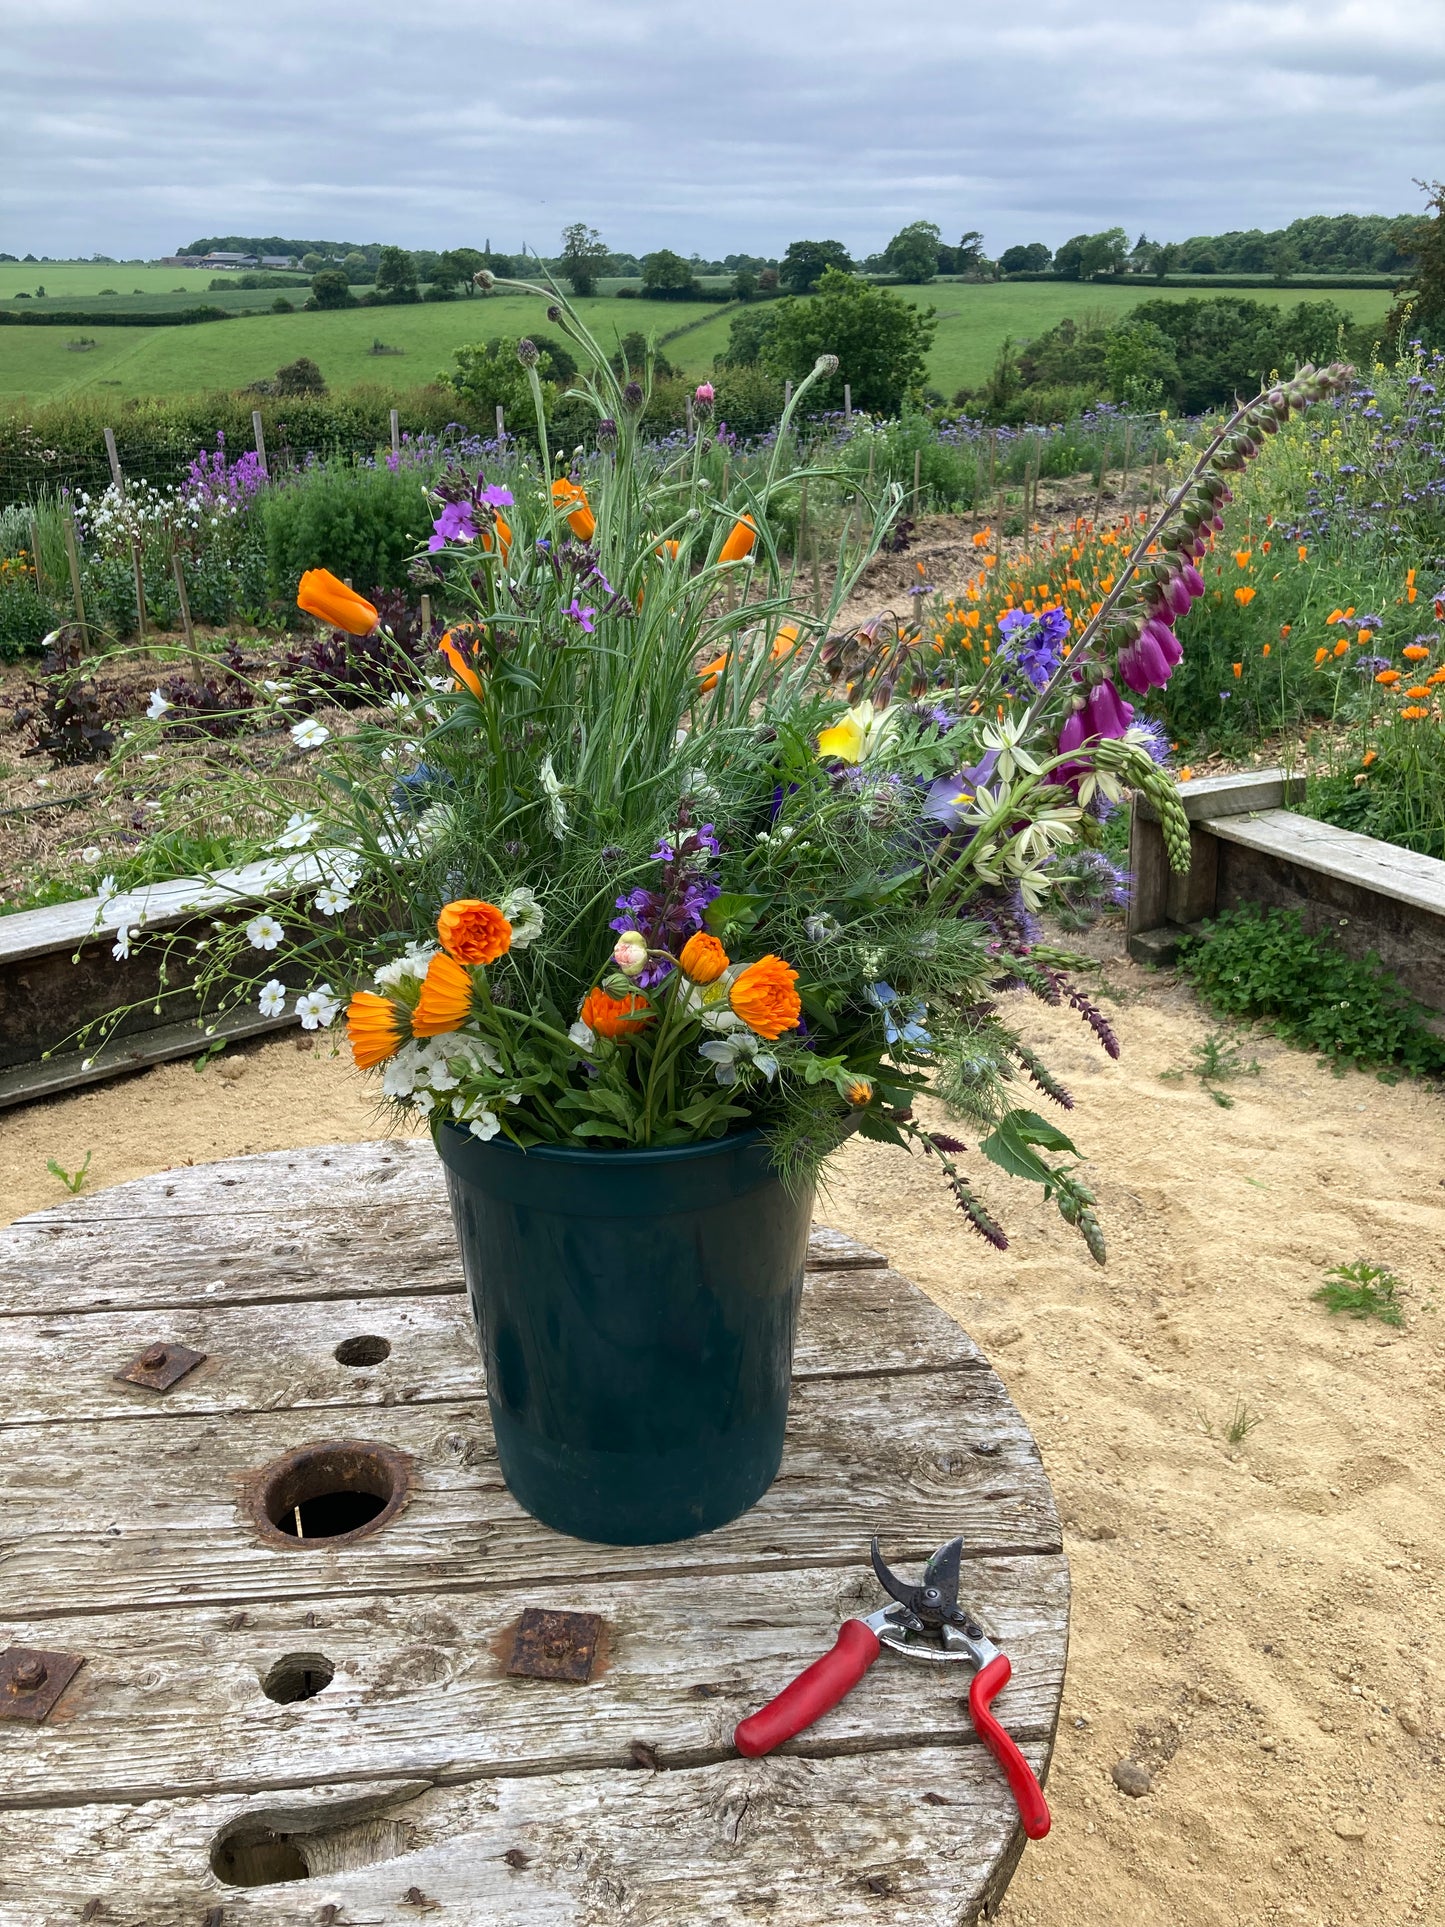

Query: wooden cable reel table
left=0, top=1140, right=1068, bottom=1924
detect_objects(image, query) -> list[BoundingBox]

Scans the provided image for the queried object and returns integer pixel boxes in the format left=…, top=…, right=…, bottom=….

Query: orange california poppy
left=1333, top=638, right=1349, bottom=658
left=1297, top=545, right=1308, bottom=562
left=436, top=899, right=511, bottom=965
left=1232, top=662, right=1243, bottom=677
left=698, top=649, right=731, bottom=693
left=679, top=932, right=729, bottom=984
left=1314, top=647, right=1329, bottom=665
left=1234, top=586, right=1256, bottom=606
left=1280, top=624, right=1292, bottom=639
left=345, top=990, right=410, bottom=1069
left=1262, top=643, right=1271, bottom=657
left=719, top=515, right=757, bottom=564
left=580, top=986, right=654, bottom=1038
left=412, top=953, right=476, bottom=1037
left=656, top=538, right=681, bottom=560
left=1361, top=750, right=1377, bottom=767
left=770, top=623, right=800, bottom=665
left=1406, top=568, right=1417, bottom=603
left=728, top=955, right=801, bottom=1040
left=296, top=569, right=379, bottom=637
left=552, top=478, right=595, bottom=541
left=1234, top=549, right=1252, bottom=568
left=439, top=630, right=484, bottom=698
left=477, top=515, right=512, bottom=561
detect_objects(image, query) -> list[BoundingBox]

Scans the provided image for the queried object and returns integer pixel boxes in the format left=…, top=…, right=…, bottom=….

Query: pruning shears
left=733, top=1536, right=1051, bottom=1840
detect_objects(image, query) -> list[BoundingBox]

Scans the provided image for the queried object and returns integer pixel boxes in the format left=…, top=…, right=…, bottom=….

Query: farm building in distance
left=159, top=252, right=298, bottom=270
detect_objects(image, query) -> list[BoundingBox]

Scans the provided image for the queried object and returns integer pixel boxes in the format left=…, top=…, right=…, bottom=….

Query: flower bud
left=693, top=381, right=715, bottom=419
left=846, top=1077, right=873, bottom=1107
left=597, top=417, right=618, bottom=451
left=472, top=269, right=496, bottom=291
left=622, top=379, right=644, bottom=412
left=612, top=931, right=649, bottom=976
left=814, top=354, right=840, bottom=376
left=546, top=304, right=563, bottom=323
left=516, top=337, right=540, bottom=368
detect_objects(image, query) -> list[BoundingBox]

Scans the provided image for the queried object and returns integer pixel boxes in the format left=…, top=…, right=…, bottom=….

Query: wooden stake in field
left=251, top=411, right=268, bottom=477
left=389, top=408, right=400, bottom=458
left=420, top=593, right=432, bottom=639
left=843, top=383, right=852, bottom=424
left=63, top=513, right=89, bottom=650
left=103, top=427, right=145, bottom=640
left=171, top=553, right=195, bottom=648
left=495, top=404, right=505, bottom=444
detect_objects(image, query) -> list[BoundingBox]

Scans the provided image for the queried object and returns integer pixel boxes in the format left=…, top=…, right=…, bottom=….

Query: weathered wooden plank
left=0, top=1000, right=296, bottom=1112
left=0, top=1743, right=1050, bottom=1926
left=0, top=1266, right=982, bottom=1428
left=2, top=1372, right=1058, bottom=1621
left=0, top=1553, right=1066, bottom=1806
left=1209, top=806, right=1445, bottom=915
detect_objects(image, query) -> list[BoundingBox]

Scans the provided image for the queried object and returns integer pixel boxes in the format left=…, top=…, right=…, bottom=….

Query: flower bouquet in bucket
left=102, top=283, right=1353, bottom=1539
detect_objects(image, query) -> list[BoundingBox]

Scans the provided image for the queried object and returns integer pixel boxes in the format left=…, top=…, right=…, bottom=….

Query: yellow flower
left=817, top=699, right=896, bottom=765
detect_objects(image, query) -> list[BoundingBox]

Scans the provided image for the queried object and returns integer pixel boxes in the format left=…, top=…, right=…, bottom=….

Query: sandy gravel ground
left=2, top=930, right=1443, bottom=1927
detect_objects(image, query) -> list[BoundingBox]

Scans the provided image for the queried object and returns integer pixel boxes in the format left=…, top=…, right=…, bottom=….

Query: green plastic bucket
left=435, top=1123, right=814, bottom=1545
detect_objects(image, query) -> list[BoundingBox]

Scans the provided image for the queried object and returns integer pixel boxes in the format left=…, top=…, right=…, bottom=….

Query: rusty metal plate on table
left=0, top=1646, right=85, bottom=1722
left=506, top=1609, right=603, bottom=1682
left=114, top=1341, right=207, bottom=1391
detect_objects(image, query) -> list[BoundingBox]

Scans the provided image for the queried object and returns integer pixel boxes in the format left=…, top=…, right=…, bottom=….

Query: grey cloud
left=1, top=0, right=1441, bottom=258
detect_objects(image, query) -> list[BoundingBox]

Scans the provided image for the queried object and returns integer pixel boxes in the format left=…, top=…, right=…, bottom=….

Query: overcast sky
left=2, top=0, right=1442, bottom=260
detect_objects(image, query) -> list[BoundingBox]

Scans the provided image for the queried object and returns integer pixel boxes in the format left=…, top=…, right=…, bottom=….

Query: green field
left=0, top=272, right=1396, bottom=410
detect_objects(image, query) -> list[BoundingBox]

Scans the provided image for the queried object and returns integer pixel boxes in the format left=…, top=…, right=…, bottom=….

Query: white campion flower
left=257, top=979, right=287, bottom=1017
left=145, top=690, right=171, bottom=721
left=291, top=717, right=329, bottom=750
left=273, top=813, right=318, bottom=850
left=245, top=913, right=285, bottom=951
left=295, top=983, right=341, bottom=1030
left=499, top=884, right=543, bottom=948
left=111, top=924, right=138, bottom=961
left=314, top=885, right=352, bottom=917
left=81, top=845, right=102, bottom=864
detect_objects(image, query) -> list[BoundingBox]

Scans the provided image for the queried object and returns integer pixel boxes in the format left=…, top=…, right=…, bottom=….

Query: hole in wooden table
left=248, top=1441, right=412, bottom=1548
left=260, top=1652, right=336, bottom=1704
left=334, top=1335, right=391, bottom=1367
left=211, top=1825, right=309, bottom=1886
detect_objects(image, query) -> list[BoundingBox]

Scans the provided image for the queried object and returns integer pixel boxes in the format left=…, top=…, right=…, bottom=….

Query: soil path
left=3, top=930, right=1443, bottom=1926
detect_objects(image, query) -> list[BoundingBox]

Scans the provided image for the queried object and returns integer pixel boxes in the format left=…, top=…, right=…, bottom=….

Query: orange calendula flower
left=679, top=932, right=729, bottom=983
left=296, top=569, right=380, bottom=637
left=1375, top=669, right=1401, bottom=686
left=580, top=986, right=653, bottom=1038
left=1232, top=662, right=1243, bottom=677
left=1401, top=705, right=1430, bottom=719
left=1178, top=765, right=1195, bottom=782
left=439, top=629, right=483, bottom=698
left=718, top=514, right=757, bottom=564
left=1405, top=685, right=1432, bottom=700
left=728, top=955, right=801, bottom=1040
left=346, top=991, right=410, bottom=1069
left=1403, top=643, right=1430, bottom=661
left=1234, top=586, right=1256, bottom=606
left=437, top=899, right=511, bottom=965
left=412, top=953, right=476, bottom=1037
left=552, top=478, right=595, bottom=541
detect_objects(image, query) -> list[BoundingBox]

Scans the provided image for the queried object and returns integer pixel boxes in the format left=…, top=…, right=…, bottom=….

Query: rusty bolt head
left=10, top=1660, right=45, bottom=1693
left=140, top=1344, right=168, bottom=1368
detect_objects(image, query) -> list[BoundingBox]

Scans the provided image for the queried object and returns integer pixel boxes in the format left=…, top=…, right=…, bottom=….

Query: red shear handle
left=734, top=1619, right=882, bottom=1758
left=968, top=1653, right=1051, bottom=1839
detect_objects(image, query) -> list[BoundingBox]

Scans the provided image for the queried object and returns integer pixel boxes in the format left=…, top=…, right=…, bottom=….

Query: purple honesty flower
left=613, top=819, right=722, bottom=983
left=566, top=598, right=597, bottom=633
left=429, top=500, right=478, bottom=550
left=479, top=484, right=513, bottom=509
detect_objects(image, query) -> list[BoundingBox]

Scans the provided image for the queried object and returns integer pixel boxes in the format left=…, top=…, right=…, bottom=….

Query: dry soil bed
left=3, top=926, right=1442, bottom=1926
